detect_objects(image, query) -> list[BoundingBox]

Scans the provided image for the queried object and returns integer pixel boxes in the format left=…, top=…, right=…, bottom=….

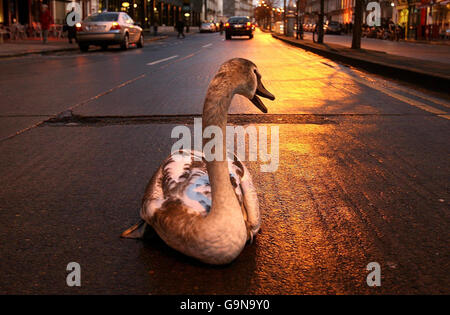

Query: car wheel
left=225, top=34, right=231, bottom=40
left=120, top=34, right=129, bottom=50
left=79, top=44, right=89, bottom=52
left=137, top=33, right=144, bottom=48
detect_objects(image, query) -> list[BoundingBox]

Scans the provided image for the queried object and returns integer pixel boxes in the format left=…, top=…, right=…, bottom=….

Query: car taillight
left=225, top=23, right=229, bottom=27
left=75, top=23, right=82, bottom=31
left=111, top=22, right=120, bottom=30
left=247, top=22, right=251, bottom=27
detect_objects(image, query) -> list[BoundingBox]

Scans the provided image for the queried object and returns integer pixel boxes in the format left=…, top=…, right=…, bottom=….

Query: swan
left=121, top=58, right=275, bottom=265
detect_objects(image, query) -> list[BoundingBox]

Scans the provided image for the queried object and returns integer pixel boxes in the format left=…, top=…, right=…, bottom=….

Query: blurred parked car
left=274, top=21, right=284, bottom=34
left=324, top=21, right=341, bottom=34
left=200, top=22, right=217, bottom=33
left=76, top=11, right=143, bottom=51
left=225, top=16, right=254, bottom=39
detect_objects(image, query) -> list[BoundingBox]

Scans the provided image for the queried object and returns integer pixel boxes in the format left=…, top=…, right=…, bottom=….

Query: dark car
left=324, top=21, right=341, bottom=35
left=225, top=16, right=254, bottom=40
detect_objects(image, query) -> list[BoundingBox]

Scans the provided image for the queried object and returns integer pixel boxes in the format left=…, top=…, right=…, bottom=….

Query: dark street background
left=0, top=29, right=449, bottom=294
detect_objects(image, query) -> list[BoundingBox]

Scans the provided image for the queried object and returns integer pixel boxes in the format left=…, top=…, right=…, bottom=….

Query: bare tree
left=316, top=0, right=324, bottom=43
left=255, top=0, right=281, bottom=31
left=352, top=0, right=364, bottom=49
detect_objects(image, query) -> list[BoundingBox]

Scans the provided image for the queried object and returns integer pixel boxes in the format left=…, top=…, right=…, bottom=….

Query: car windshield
left=228, top=18, right=249, bottom=24
left=84, top=13, right=119, bottom=22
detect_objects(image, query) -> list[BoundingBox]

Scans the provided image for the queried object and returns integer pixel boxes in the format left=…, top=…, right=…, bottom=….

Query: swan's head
left=220, top=58, right=275, bottom=113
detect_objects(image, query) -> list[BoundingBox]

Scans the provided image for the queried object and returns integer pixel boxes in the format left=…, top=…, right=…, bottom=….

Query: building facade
left=202, top=0, right=221, bottom=21
left=0, top=0, right=99, bottom=26
left=223, top=0, right=253, bottom=18
left=303, top=0, right=449, bottom=39
left=0, top=0, right=203, bottom=28
left=100, top=0, right=202, bottom=27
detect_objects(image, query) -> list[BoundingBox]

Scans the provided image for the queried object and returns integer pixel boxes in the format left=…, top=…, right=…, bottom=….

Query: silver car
left=200, top=22, right=216, bottom=33
left=76, top=12, right=143, bottom=51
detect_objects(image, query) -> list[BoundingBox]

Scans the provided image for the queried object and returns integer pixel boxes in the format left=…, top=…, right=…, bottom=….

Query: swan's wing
left=140, top=159, right=165, bottom=221
left=141, top=150, right=211, bottom=220
left=229, top=157, right=261, bottom=237
left=140, top=150, right=260, bottom=237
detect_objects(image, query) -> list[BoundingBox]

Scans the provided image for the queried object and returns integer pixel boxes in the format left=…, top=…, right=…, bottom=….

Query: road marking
left=349, top=74, right=448, bottom=118
left=0, top=73, right=148, bottom=143
left=343, top=67, right=450, bottom=109
left=146, top=55, right=178, bottom=65
left=160, top=53, right=196, bottom=69
left=383, top=84, right=450, bottom=109
left=331, top=64, right=449, bottom=119
left=202, top=43, right=212, bottom=48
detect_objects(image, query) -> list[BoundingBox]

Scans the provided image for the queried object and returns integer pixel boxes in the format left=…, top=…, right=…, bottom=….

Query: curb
left=0, top=47, right=77, bottom=59
left=144, top=35, right=168, bottom=41
left=0, top=35, right=168, bottom=59
left=272, top=33, right=450, bottom=93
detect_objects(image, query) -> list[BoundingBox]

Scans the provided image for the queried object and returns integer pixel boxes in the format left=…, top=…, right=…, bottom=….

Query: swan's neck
left=201, top=76, right=242, bottom=221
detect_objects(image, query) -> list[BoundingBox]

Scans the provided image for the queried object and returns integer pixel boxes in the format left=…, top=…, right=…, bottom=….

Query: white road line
left=332, top=65, right=449, bottom=120
left=146, top=55, right=178, bottom=65
left=202, top=43, right=213, bottom=48
left=1, top=73, right=148, bottom=142
left=349, top=74, right=448, bottom=118
left=342, top=67, right=450, bottom=109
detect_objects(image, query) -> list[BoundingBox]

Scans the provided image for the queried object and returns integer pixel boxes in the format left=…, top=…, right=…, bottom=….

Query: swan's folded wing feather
left=232, top=160, right=260, bottom=236
left=142, top=150, right=210, bottom=220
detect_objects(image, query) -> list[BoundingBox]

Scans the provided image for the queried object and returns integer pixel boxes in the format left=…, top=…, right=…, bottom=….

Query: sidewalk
left=0, top=38, right=76, bottom=58
left=143, top=26, right=200, bottom=37
left=271, top=33, right=450, bottom=93
left=0, top=33, right=172, bottom=59
left=301, top=33, right=450, bottom=64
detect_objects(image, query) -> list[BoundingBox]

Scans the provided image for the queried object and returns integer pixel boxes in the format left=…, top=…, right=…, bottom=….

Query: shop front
left=0, top=1, right=99, bottom=26
left=98, top=0, right=201, bottom=29
left=400, top=0, right=449, bottom=40
left=433, top=0, right=450, bottom=38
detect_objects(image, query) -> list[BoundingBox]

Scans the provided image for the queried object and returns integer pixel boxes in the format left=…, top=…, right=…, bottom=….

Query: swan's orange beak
left=250, top=77, right=275, bottom=113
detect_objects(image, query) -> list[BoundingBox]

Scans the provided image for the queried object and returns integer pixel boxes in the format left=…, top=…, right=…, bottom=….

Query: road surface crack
left=42, top=112, right=338, bottom=126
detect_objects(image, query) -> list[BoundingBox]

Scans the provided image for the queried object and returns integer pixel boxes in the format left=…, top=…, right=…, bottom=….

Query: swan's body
left=122, top=58, right=275, bottom=265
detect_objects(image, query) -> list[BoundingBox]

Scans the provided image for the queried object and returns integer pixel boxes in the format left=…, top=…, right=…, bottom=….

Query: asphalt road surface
left=0, top=29, right=449, bottom=294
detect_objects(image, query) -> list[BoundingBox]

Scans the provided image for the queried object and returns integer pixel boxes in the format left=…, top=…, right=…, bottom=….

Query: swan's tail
left=121, top=219, right=148, bottom=239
